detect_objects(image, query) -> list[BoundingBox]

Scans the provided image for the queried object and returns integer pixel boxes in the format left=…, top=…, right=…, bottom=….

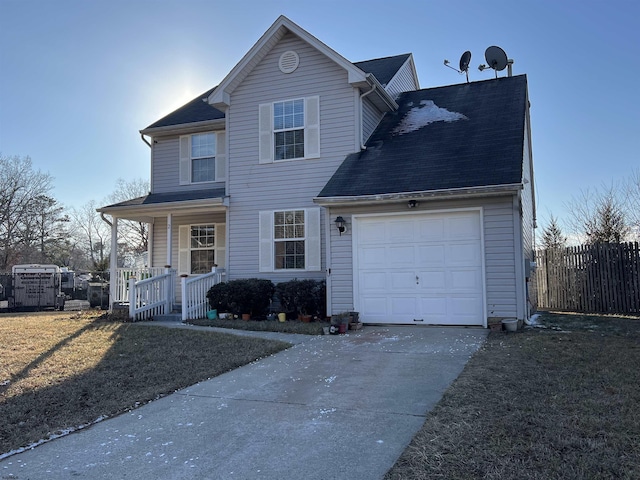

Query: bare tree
left=104, top=178, right=150, bottom=256
left=566, top=186, right=630, bottom=244
left=0, top=155, right=56, bottom=269
left=18, top=195, right=70, bottom=264
left=540, top=215, right=567, bottom=250
left=69, top=200, right=111, bottom=271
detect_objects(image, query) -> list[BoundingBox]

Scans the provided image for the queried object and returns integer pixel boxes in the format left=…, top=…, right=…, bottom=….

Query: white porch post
left=166, top=213, right=173, bottom=267
left=109, top=217, right=118, bottom=311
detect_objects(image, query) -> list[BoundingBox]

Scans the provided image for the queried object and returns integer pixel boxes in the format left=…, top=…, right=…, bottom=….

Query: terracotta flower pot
left=242, top=313, right=251, bottom=321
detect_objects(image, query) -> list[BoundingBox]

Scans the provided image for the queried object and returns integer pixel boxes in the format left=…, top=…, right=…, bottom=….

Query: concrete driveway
left=0, top=325, right=487, bottom=479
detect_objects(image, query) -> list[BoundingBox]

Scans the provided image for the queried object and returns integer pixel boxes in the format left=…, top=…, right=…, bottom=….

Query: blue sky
left=1, top=0, right=638, bottom=235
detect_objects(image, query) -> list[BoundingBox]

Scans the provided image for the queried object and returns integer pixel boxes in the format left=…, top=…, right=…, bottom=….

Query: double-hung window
left=190, top=133, right=215, bottom=183
left=259, top=208, right=321, bottom=272
left=179, top=132, right=226, bottom=185
left=274, top=99, right=304, bottom=160
left=178, top=223, right=226, bottom=274
left=274, top=210, right=305, bottom=269
left=259, top=96, right=320, bottom=163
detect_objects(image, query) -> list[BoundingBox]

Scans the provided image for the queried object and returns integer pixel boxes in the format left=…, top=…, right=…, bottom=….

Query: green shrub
left=275, top=279, right=326, bottom=318
left=207, top=279, right=275, bottom=317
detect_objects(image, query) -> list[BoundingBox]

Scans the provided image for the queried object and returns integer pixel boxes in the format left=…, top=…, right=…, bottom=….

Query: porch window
left=178, top=223, right=226, bottom=275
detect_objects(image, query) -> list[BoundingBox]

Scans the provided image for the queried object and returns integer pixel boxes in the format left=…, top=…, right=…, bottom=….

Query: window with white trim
left=274, top=210, right=305, bottom=269
left=274, top=99, right=304, bottom=160
left=259, top=96, right=320, bottom=164
left=178, top=223, right=226, bottom=274
left=259, top=208, right=321, bottom=272
left=191, top=133, right=215, bottom=183
left=179, top=132, right=226, bottom=185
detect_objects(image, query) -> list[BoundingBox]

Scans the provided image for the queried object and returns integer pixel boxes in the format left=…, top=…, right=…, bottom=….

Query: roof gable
left=208, top=15, right=371, bottom=109
left=354, top=54, right=411, bottom=87
left=318, top=75, right=528, bottom=199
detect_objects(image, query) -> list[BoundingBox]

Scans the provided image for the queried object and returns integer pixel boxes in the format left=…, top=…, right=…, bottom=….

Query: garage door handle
left=416, top=275, right=419, bottom=284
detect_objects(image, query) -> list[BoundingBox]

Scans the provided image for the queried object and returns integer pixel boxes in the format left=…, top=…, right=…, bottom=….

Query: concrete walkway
left=0, top=324, right=488, bottom=480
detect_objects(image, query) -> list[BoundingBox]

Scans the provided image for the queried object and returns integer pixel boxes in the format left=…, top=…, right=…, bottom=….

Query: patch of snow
left=393, top=100, right=467, bottom=135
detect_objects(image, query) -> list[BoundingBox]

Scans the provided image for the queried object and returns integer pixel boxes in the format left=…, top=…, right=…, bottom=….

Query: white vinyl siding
left=259, top=208, right=321, bottom=273
left=258, top=96, right=320, bottom=163
left=385, top=58, right=419, bottom=98
left=362, top=98, right=384, bottom=144
left=228, top=32, right=356, bottom=281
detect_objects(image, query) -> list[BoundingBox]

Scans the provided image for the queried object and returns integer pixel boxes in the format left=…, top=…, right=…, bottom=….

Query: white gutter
left=140, top=118, right=226, bottom=137
left=313, top=183, right=524, bottom=207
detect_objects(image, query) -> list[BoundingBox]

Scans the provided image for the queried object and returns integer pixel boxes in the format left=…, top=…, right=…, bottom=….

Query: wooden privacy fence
left=535, top=242, right=640, bottom=314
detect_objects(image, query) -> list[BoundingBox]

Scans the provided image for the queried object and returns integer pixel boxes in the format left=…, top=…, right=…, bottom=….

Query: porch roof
left=97, top=188, right=226, bottom=221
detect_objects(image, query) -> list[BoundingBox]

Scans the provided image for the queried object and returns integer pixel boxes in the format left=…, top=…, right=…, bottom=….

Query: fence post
left=164, top=266, right=171, bottom=314
left=128, top=277, right=137, bottom=320
left=181, top=274, right=188, bottom=322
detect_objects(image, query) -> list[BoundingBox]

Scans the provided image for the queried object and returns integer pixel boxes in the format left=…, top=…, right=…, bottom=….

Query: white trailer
left=9, top=264, right=66, bottom=311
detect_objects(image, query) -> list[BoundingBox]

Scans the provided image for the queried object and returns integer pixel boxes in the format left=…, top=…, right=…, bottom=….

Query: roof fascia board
left=140, top=118, right=226, bottom=136
left=313, top=184, right=523, bottom=206
left=98, top=198, right=226, bottom=218
left=207, top=15, right=368, bottom=108
left=365, top=74, right=399, bottom=111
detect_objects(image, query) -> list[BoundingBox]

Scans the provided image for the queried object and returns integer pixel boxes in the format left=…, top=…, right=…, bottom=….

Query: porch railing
left=128, top=269, right=176, bottom=321
left=114, top=267, right=169, bottom=304
left=181, top=267, right=226, bottom=321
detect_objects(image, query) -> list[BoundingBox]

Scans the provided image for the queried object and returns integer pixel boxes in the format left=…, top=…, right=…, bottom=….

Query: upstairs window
left=179, top=132, right=226, bottom=185
left=259, top=96, right=320, bottom=164
left=273, top=99, right=304, bottom=160
left=191, top=133, right=215, bottom=183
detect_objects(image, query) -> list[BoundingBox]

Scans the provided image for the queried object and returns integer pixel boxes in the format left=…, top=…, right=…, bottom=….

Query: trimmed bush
left=207, top=279, right=275, bottom=317
left=275, top=279, right=326, bottom=318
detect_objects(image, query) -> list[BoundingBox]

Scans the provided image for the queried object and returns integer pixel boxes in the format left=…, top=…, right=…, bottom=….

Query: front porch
left=111, top=266, right=225, bottom=321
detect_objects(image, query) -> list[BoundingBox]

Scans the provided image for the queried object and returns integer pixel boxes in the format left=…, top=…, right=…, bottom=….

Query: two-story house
left=98, top=15, right=536, bottom=327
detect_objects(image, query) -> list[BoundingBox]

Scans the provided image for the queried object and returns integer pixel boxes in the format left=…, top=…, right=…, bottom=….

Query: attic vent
left=279, top=51, right=299, bottom=74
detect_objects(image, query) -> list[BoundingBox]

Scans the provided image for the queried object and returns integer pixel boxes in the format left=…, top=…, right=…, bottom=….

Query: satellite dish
left=484, top=46, right=508, bottom=71
left=443, top=50, right=472, bottom=82
left=459, top=51, right=471, bottom=72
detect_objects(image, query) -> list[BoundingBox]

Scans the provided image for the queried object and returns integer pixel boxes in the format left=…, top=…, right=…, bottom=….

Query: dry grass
left=385, top=312, right=640, bottom=480
left=0, top=311, right=289, bottom=456
left=188, top=316, right=330, bottom=335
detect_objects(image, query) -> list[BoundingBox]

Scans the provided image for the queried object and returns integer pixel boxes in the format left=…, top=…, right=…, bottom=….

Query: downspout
left=100, top=212, right=112, bottom=227
left=140, top=133, right=152, bottom=148
left=359, top=83, right=377, bottom=150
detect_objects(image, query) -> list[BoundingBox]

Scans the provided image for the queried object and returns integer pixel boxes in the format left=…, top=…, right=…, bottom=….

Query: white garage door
left=355, top=210, right=485, bottom=325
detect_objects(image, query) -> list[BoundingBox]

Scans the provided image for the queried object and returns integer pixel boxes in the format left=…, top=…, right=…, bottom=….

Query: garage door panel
left=359, top=222, right=388, bottom=243
left=416, top=244, right=445, bottom=266
left=360, top=296, right=388, bottom=314
left=417, top=218, right=445, bottom=241
left=390, top=271, right=418, bottom=290
left=389, top=245, right=415, bottom=265
left=360, top=271, right=387, bottom=291
left=360, top=246, right=386, bottom=267
left=417, top=270, right=446, bottom=291
left=390, top=296, right=418, bottom=315
left=388, top=220, right=415, bottom=243
left=448, top=215, right=481, bottom=239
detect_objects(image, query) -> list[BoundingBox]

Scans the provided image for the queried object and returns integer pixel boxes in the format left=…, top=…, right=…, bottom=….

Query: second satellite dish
left=485, top=46, right=508, bottom=71
left=459, top=51, right=472, bottom=72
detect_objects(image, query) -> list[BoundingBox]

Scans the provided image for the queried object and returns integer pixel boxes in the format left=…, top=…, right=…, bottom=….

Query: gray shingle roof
left=143, top=55, right=410, bottom=131
left=354, top=54, right=411, bottom=86
left=101, top=189, right=225, bottom=209
left=144, top=87, right=224, bottom=130
left=318, top=75, right=528, bottom=198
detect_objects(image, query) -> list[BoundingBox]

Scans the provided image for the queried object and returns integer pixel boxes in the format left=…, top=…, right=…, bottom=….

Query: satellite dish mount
left=443, top=50, right=472, bottom=83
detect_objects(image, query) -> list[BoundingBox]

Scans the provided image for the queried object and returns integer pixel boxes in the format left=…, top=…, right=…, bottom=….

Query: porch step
left=152, top=313, right=183, bottom=323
